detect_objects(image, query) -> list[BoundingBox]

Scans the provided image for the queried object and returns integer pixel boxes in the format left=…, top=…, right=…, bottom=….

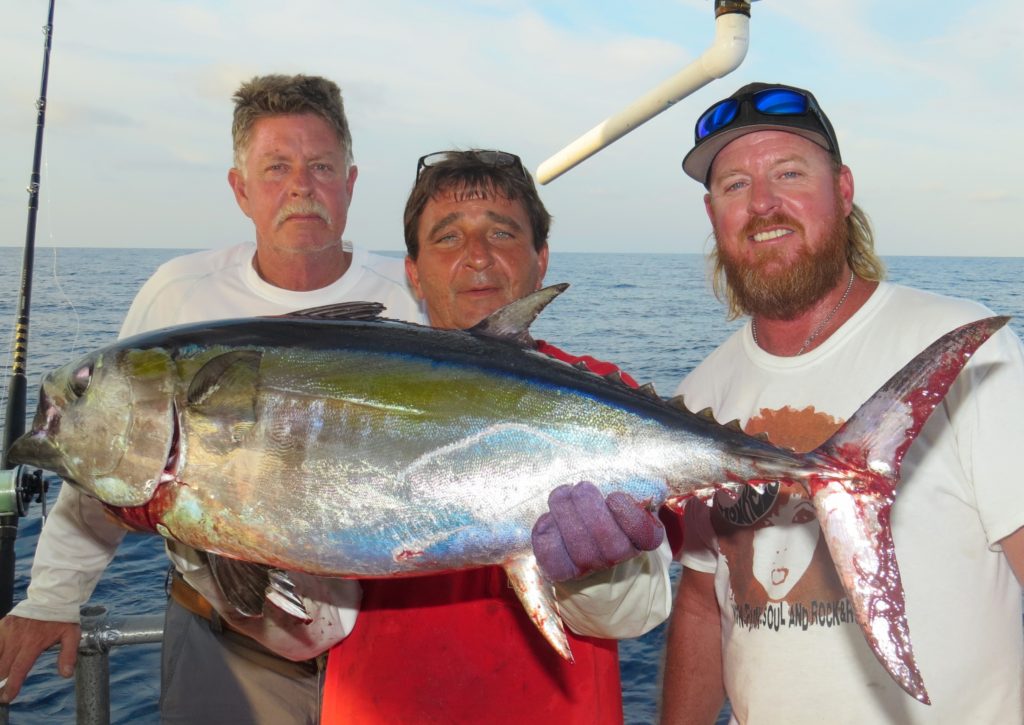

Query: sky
left=0, top=0, right=1020, bottom=257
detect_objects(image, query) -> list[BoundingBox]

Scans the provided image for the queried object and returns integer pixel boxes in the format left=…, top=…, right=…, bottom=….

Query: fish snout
left=6, top=430, right=59, bottom=471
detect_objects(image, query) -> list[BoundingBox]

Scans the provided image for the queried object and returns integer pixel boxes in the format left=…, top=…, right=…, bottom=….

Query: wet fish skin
left=8, top=287, right=1008, bottom=703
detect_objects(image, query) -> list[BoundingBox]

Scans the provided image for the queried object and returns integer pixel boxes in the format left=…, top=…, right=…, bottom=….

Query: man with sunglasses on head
left=319, top=149, right=674, bottom=725
left=0, top=74, right=425, bottom=724
left=659, top=82, right=1024, bottom=723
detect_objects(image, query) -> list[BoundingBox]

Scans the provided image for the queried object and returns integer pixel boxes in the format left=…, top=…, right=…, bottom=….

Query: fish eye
left=69, top=363, right=93, bottom=397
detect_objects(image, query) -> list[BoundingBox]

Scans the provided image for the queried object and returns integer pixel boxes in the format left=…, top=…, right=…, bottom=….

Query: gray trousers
left=160, top=597, right=321, bottom=724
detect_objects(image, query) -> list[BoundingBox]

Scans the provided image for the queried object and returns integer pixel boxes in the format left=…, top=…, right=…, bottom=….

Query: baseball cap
left=682, top=82, right=841, bottom=186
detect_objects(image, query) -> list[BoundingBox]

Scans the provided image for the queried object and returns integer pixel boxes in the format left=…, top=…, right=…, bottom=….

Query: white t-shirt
left=14, top=242, right=424, bottom=639
left=679, top=282, right=1024, bottom=723
left=119, top=242, right=425, bottom=335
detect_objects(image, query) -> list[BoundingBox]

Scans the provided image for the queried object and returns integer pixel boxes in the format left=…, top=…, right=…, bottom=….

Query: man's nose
left=747, top=179, right=780, bottom=215
left=463, top=234, right=495, bottom=269
left=288, top=166, right=314, bottom=196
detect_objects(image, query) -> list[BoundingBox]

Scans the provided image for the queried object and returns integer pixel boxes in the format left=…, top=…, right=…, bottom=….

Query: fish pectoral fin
left=185, top=350, right=261, bottom=453
left=207, top=553, right=272, bottom=618
left=813, top=484, right=930, bottom=704
left=187, top=350, right=261, bottom=420
left=503, top=555, right=573, bottom=663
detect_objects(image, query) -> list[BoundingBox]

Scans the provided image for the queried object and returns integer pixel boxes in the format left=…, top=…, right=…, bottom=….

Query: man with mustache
left=0, top=74, right=424, bottom=724
left=659, top=82, right=1024, bottom=723
left=319, top=149, right=675, bottom=725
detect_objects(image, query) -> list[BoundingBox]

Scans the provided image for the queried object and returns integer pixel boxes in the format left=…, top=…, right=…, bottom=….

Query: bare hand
left=532, top=481, right=665, bottom=582
left=0, top=615, right=80, bottom=703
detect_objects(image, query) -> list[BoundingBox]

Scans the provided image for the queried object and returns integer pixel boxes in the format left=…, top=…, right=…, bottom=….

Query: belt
left=168, top=572, right=248, bottom=636
left=169, top=573, right=221, bottom=624
left=167, top=571, right=320, bottom=673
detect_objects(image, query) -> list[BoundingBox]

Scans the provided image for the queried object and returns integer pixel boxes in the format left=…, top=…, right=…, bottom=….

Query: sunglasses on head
left=695, top=86, right=837, bottom=153
left=415, top=150, right=527, bottom=182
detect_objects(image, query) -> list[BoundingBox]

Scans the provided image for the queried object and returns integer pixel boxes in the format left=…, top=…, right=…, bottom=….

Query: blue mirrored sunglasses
left=695, top=87, right=834, bottom=150
left=415, top=150, right=527, bottom=182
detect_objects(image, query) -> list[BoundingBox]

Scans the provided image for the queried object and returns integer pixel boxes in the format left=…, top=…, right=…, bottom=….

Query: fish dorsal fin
left=574, top=361, right=590, bottom=372
left=696, top=407, right=716, bottom=421
left=468, top=283, right=569, bottom=345
left=603, top=370, right=624, bottom=385
left=281, top=301, right=386, bottom=321
left=724, top=419, right=743, bottom=432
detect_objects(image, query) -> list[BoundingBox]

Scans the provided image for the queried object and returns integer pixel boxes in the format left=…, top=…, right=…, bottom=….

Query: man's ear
left=534, top=244, right=550, bottom=290
left=344, top=164, right=358, bottom=208
left=228, top=167, right=253, bottom=220
left=837, top=164, right=855, bottom=217
left=404, top=255, right=424, bottom=300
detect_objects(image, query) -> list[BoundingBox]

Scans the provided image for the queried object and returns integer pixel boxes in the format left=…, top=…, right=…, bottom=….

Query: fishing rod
left=0, top=0, right=57, bottom=617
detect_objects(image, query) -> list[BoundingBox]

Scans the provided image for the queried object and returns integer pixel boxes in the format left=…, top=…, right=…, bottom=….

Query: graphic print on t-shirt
left=713, top=405, right=857, bottom=633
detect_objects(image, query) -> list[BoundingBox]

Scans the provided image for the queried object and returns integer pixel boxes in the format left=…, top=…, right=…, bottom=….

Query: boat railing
left=0, top=606, right=163, bottom=725
left=72, top=606, right=163, bottom=725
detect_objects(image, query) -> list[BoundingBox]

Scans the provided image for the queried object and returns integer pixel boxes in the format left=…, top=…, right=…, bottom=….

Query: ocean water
left=1, top=247, right=1022, bottom=724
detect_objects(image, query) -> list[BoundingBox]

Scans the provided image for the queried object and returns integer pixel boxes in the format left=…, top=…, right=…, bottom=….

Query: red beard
left=717, top=205, right=848, bottom=320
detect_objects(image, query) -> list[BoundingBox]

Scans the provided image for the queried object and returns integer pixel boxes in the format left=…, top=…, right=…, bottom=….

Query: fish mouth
left=158, top=404, right=182, bottom=485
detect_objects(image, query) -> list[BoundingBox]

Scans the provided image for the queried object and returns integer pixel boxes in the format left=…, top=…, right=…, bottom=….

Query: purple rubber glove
left=532, top=481, right=665, bottom=582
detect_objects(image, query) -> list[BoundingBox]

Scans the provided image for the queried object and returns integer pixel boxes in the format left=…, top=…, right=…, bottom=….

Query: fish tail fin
left=504, top=555, right=573, bottom=663
left=809, top=315, right=1008, bottom=705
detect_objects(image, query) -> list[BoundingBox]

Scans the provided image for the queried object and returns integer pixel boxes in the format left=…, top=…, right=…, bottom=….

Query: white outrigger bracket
left=536, top=0, right=757, bottom=184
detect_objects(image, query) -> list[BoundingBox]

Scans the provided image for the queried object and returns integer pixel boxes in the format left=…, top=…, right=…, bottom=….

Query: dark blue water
left=1, top=248, right=1022, bottom=724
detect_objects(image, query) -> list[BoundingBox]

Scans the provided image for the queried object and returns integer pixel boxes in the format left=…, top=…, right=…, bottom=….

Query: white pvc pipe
left=536, top=12, right=751, bottom=185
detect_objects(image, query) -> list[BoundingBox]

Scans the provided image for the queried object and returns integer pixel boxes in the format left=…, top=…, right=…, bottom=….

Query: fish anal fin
left=504, top=554, right=573, bottom=663
left=813, top=482, right=930, bottom=704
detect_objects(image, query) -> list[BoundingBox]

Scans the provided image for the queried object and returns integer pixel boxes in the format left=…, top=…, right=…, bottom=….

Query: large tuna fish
left=7, top=285, right=1007, bottom=704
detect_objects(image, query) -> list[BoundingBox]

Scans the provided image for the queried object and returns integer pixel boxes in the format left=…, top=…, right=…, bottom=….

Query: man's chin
left=264, top=236, right=344, bottom=254
left=452, top=293, right=510, bottom=329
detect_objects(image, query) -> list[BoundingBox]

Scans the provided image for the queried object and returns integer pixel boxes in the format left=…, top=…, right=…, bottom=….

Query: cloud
left=0, top=1, right=1018, bottom=256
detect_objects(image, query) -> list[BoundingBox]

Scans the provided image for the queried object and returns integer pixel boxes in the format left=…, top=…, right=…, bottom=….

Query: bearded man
left=658, top=82, right=1024, bottom=724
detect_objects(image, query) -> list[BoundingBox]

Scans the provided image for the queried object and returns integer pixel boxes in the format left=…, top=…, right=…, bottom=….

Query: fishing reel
left=0, top=465, right=48, bottom=517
